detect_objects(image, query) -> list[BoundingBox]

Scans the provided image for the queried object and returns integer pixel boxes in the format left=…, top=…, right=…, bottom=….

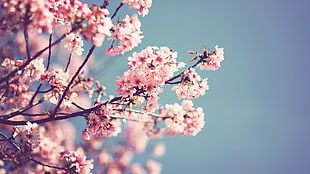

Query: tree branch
left=0, top=33, right=67, bottom=85
left=51, top=45, right=96, bottom=117
left=111, top=3, right=124, bottom=19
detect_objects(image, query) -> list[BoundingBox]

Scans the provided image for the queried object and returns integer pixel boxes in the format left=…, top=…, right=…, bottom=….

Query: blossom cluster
left=0, top=0, right=55, bottom=33
left=122, top=0, right=152, bottom=17
left=164, top=100, right=205, bottom=136
left=83, top=112, right=121, bottom=139
left=172, top=68, right=209, bottom=99
left=13, top=121, right=40, bottom=152
left=61, top=148, right=94, bottom=174
left=106, top=14, right=143, bottom=55
left=0, top=0, right=113, bottom=46
left=54, top=1, right=113, bottom=47
left=194, top=45, right=225, bottom=71
left=63, top=32, right=84, bottom=56
left=116, top=46, right=184, bottom=111
left=0, top=58, right=45, bottom=112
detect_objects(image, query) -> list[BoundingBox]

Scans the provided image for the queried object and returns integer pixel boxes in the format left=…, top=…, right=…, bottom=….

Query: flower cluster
left=83, top=112, right=121, bottom=140
left=0, top=58, right=45, bottom=111
left=0, top=0, right=113, bottom=46
left=125, top=121, right=149, bottom=153
left=41, top=68, right=72, bottom=106
left=163, top=100, right=205, bottom=136
left=0, top=0, right=55, bottom=33
left=77, top=5, right=113, bottom=47
left=55, top=1, right=113, bottom=46
left=171, top=68, right=209, bottom=99
left=63, top=32, right=84, bottom=56
left=96, top=143, right=162, bottom=174
left=199, top=45, right=224, bottom=71
left=122, top=0, right=152, bottom=17
left=61, top=148, right=94, bottom=174
left=116, top=46, right=185, bottom=111
left=106, top=14, right=143, bottom=55
left=13, top=121, right=40, bottom=152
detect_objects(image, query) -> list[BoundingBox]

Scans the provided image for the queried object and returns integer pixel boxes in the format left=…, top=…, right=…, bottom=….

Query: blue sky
left=86, top=0, right=310, bottom=173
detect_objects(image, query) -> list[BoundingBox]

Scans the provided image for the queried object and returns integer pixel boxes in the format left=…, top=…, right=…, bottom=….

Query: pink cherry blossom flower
left=0, top=0, right=55, bottom=33
left=61, top=148, right=94, bottom=174
left=130, top=163, right=147, bottom=174
left=171, top=68, right=209, bottom=99
left=106, top=14, right=143, bottom=55
left=63, top=32, right=84, bottom=56
left=151, top=143, right=165, bottom=158
left=122, top=0, right=152, bottom=17
left=13, top=121, right=40, bottom=152
left=199, top=45, right=224, bottom=71
left=83, top=113, right=121, bottom=139
left=182, top=107, right=205, bottom=136
left=116, top=46, right=184, bottom=111
left=124, top=121, right=148, bottom=153
left=146, top=160, right=161, bottom=174
left=162, top=101, right=205, bottom=136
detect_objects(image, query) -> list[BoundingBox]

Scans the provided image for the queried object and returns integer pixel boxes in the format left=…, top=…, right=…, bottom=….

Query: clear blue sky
left=86, top=0, right=310, bottom=173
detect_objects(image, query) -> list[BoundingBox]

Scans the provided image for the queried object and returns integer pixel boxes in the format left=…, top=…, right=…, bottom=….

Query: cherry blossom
left=199, top=45, right=225, bottom=71
left=122, top=0, right=152, bottom=17
left=124, top=121, right=149, bottom=153
left=61, top=148, right=94, bottom=174
left=63, top=32, right=84, bottom=56
left=151, top=143, right=165, bottom=158
left=171, top=68, right=209, bottom=99
left=83, top=113, right=121, bottom=139
left=163, top=100, right=205, bottom=136
left=106, top=14, right=143, bottom=55
left=13, top=121, right=40, bottom=152
left=0, top=0, right=55, bottom=33
left=116, top=46, right=185, bottom=111
left=146, top=160, right=161, bottom=174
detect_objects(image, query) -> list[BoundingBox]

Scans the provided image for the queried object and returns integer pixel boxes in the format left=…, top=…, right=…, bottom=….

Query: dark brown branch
left=47, top=34, right=53, bottom=70
left=2, top=97, right=45, bottom=120
left=28, top=157, right=68, bottom=171
left=0, top=95, right=124, bottom=125
left=111, top=3, right=124, bottom=19
left=0, top=33, right=67, bottom=85
left=65, top=53, right=72, bottom=73
left=51, top=45, right=96, bottom=117
left=165, top=54, right=207, bottom=84
left=23, top=5, right=31, bottom=59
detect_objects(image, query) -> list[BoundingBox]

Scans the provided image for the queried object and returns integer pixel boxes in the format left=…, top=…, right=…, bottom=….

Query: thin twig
left=165, top=56, right=206, bottom=84
left=46, top=34, right=53, bottom=70
left=27, top=157, right=68, bottom=171
left=65, top=53, right=72, bottom=73
left=111, top=3, right=124, bottom=19
left=23, top=6, right=31, bottom=59
left=72, top=102, right=87, bottom=110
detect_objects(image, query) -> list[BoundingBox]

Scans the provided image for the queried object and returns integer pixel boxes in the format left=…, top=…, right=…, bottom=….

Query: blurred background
left=86, top=0, right=310, bottom=173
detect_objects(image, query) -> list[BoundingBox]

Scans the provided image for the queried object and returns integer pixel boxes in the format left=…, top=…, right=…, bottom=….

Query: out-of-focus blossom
left=13, top=121, right=40, bottom=152
left=63, top=32, right=84, bottom=56
left=163, top=100, right=205, bottom=136
left=61, top=148, right=94, bottom=174
left=151, top=143, right=165, bottom=158
left=83, top=113, right=121, bottom=139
